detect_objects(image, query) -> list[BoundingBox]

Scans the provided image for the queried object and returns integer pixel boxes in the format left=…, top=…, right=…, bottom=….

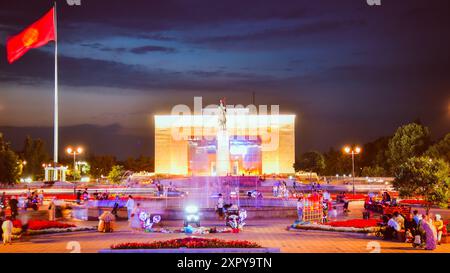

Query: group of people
left=383, top=210, right=445, bottom=250
left=125, top=195, right=144, bottom=232
left=0, top=194, right=18, bottom=220
left=75, top=188, right=90, bottom=204
left=93, top=190, right=110, bottom=200
left=335, top=192, right=350, bottom=213
left=272, top=181, right=290, bottom=198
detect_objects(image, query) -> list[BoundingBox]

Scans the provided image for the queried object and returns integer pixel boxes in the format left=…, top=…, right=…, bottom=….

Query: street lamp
left=343, top=145, right=362, bottom=195
left=66, top=146, right=83, bottom=171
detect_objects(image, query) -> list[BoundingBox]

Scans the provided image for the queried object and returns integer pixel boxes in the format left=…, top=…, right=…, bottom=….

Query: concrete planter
left=288, top=225, right=378, bottom=235
left=99, top=247, right=280, bottom=253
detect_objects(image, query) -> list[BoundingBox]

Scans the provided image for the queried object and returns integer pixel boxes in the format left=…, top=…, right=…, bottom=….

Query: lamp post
left=66, top=146, right=83, bottom=172
left=343, top=145, right=362, bottom=195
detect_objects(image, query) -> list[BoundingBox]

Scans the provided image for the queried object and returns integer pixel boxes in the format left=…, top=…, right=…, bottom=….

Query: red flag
left=6, top=7, right=55, bottom=64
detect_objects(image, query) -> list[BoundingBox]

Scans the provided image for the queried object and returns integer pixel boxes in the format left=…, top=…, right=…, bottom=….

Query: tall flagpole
left=53, top=1, right=59, bottom=180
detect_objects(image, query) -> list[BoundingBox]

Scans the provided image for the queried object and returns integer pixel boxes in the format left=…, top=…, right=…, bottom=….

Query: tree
left=322, top=148, right=352, bottom=176
left=21, top=136, right=49, bottom=180
left=0, top=133, right=21, bottom=184
left=360, top=136, right=390, bottom=175
left=393, top=156, right=450, bottom=213
left=387, top=123, right=431, bottom=172
left=425, top=133, right=450, bottom=163
left=122, top=155, right=154, bottom=172
left=108, top=165, right=125, bottom=184
left=361, top=165, right=386, bottom=177
left=88, top=155, right=116, bottom=178
left=294, top=151, right=325, bottom=174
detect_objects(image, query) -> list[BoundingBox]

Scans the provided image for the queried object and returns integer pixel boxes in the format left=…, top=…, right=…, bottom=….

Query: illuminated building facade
left=154, top=110, right=295, bottom=176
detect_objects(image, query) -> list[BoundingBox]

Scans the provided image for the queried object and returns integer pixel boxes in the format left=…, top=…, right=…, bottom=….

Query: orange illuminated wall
left=154, top=114, right=295, bottom=175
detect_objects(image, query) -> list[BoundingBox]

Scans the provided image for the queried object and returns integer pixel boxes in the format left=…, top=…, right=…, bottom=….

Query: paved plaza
left=1, top=202, right=449, bottom=253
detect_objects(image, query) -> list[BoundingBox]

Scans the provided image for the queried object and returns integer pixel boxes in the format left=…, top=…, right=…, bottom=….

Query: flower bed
left=13, top=220, right=76, bottom=230
left=290, top=219, right=381, bottom=233
left=331, top=194, right=367, bottom=201
left=26, top=226, right=96, bottom=235
left=111, top=238, right=261, bottom=249
left=327, top=219, right=380, bottom=228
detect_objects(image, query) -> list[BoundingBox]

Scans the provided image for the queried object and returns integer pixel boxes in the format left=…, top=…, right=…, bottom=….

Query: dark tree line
left=295, top=122, right=450, bottom=177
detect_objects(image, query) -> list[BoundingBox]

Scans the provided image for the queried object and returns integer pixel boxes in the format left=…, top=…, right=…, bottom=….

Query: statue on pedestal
left=218, top=98, right=227, bottom=131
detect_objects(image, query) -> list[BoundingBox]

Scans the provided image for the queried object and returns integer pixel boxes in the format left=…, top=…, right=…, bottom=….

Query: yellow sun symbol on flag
left=22, top=28, right=39, bottom=47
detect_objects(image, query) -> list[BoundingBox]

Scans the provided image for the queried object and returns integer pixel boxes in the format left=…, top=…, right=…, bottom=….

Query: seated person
left=385, top=216, right=401, bottom=240
left=392, top=211, right=405, bottom=230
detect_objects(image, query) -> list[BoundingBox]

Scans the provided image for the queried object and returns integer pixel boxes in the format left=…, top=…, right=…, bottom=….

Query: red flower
left=111, top=237, right=261, bottom=249
left=12, top=220, right=75, bottom=230
left=327, top=219, right=380, bottom=228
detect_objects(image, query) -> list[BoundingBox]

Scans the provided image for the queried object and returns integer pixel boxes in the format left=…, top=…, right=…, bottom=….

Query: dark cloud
left=129, top=45, right=176, bottom=54
left=192, top=19, right=366, bottom=45
left=0, top=0, right=449, bottom=157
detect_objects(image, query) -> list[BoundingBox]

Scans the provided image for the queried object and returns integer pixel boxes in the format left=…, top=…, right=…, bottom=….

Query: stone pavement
left=0, top=218, right=449, bottom=253
left=0, top=201, right=449, bottom=253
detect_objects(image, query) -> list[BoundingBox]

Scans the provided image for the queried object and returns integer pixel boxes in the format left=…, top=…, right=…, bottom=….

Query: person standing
left=129, top=203, right=142, bottom=233
left=125, top=195, right=135, bottom=220
left=8, top=196, right=18, bottom=220
left=216, top=193, right=224, bottom=219
left=0, top=192, right=6, bottom=207
left=296, top=197, right=304, bottom=222
left=434, top=214, right=444, bottom=245
left=48, top=197, right=56, bottom=221
left=421, top=214, right=437, bottom=250
left=2, top=216, right=13, bottom=245
left=82, top=188, right=89, bottom=202
left=38, top=190, right=44, bottom=205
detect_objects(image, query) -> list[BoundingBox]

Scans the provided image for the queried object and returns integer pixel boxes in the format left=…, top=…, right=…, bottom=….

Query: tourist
left=330, top=206, right=338, bottom=220
left=386, top=215, right=401, bottom=240
left=421, top=214, right=437, bottom=250
left=342, top=195, right=350, bottom=213
left=433, top=214, right=444, bottom=245
left=272, top=184, right=278, bottom=197
left=98, top=210, right=116, bottom=233
left=296, top=197, right=304, bottom=222
left=125, top=195, right=135, bottom=219
left=76, top=190, right=82, bottom=204
left=2, top=216, right=13, bottom=245
left=382, top=192, right=391, bottom=204
left=0, top=192, right=6, bottom=209
left=8, top=196, right=18, bottom=220
left=82, top=188, right=89, bottom=202
left=129, top=203, right=142, bottom=232
left=323, top=190, right=331, bottom=202
left=38, top=190, right=44, bottom=205
left=393, top=211, right=405, bottom=230
left=322, top=200, right=330, bottom=223
left=412, top=210, right=422, bottom=226
left=111, top=195, right=120, bottom=219
left=48, top=197, right=56, bottom=221
left=283, top=186, right=289, bottom=199
left=216, top=193, right=224, bottom=219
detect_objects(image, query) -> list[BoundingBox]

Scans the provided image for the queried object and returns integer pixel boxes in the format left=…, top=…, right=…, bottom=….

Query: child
left=405, top=229, right=414, bottom=243
left=2, top=216, right=13, bottom=245
left=330, top=206, right=338, bottom=220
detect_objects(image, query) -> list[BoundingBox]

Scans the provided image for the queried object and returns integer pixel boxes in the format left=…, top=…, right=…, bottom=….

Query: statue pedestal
left=216, top=129, right=230, bottom=176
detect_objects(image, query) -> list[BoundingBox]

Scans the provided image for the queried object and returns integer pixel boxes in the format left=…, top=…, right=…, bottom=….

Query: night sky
left=0, top=0, right=449, bottom=159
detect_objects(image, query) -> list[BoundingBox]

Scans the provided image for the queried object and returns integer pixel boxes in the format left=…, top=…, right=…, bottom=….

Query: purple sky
left=0, top=0, right=449, bottom=159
